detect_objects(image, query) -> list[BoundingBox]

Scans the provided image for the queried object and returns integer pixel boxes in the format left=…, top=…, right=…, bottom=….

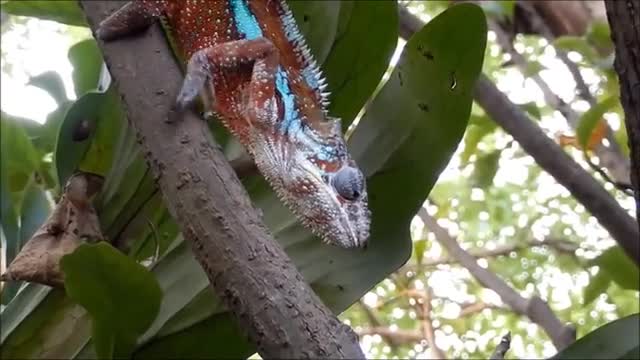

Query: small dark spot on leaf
left=72, top=119, right=92, bottom=141
left=303, top=14, right=310, bottom=22
left=418, top=103, right=430, bottom=112
left=337, top=285, right=344, bottom=291
left=417, top=44, right=434, bottom=60
left=398, top=71, right=403, bottom=86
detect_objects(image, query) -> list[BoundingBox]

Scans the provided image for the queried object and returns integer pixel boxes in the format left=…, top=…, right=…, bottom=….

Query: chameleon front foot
left=173, top=38, right=279, bottom=127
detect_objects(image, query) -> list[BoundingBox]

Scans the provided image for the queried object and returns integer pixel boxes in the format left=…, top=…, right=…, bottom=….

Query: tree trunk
left=605, top=0, right=640, bottom=235
left=79, top=1, right=365, bottom=358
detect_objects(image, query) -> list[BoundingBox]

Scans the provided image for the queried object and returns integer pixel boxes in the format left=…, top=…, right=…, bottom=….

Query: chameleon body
left=97, top=0, right=371, bottom=248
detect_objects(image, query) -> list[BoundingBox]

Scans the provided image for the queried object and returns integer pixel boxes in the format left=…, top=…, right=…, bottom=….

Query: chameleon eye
left=332, top=166, right=365, bottom=201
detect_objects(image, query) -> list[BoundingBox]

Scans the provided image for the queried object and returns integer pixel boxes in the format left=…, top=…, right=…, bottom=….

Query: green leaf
left=583, top=270, right=611, bottom=306
left=68, top=39, right=104, bottom=96
left=461, top=115, right=497, bottom=165
left=134, top=313, right=252, bottom=359
left=0, top=288, right=92, bottom=359
left=552, top=313, right=639, bottom=359
left=321, top=0, right=398, bottom=127
left=0, top=284, right=51, bottom=345
left=2, top=0, right=87, bottom=27
left=553, top=36, right=598, bottom=64
left=289, top=0, right=341, bottom=66
left=519, top=101, right=542, bottom=120
left=472, top=150, right=500, bottom=188
left=0, top=169, right=21, bottom=304
left=0, top=113, right=41, bottom=193
left=522, top=61, right=546, bottom=77
left=54, top=87, right=120, bottom=187
left=594, top=246, right=639, bottom=291
left=586, top=21, right=613, bottom=55
left=414, top=239, right=428, bottom=265
left=60, top=242, right=163, bottom=359
left=577, top=95, right=619, bottom=149
left=28, top=71, right=69, bottom=105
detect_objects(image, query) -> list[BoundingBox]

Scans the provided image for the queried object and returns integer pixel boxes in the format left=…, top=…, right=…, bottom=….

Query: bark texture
left=605, top=0, right=640, bottom=235
left=80, top=2, right=364, bottom=358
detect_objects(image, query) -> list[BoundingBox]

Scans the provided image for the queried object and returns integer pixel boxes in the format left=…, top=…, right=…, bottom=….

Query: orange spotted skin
left=97, top=0, right=371, bottom=248
left=138, top=0, right=325, bottom=138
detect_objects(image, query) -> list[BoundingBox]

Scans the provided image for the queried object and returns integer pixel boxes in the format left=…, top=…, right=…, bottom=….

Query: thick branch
left=80, top=2, right=364, bottom=358
left=418, top=208, right=575, bottom=351
left=605, top=0, right=640, bottom=233
left=398, top=4, right=639, bottom=268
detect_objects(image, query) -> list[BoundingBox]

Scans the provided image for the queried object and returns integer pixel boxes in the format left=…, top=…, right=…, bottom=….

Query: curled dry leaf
left=0, top=172, right=105, bottom=287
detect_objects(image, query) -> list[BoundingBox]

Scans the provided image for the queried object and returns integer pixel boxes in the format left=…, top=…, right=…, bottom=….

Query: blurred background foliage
left=0, top=0, right=638, bottom=359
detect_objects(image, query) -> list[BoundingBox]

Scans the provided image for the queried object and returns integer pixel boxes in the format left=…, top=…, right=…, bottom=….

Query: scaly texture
left=97, top=0, right=370, bottom=248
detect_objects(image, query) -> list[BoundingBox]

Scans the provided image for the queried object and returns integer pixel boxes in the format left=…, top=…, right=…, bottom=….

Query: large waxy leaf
left=288, top=0, right=341, bottom=66
left=68, top=39, right=104, bottom=96
left=321, top=1, right=398, bottom=127
left=54, top=87, right=121, bottom=187
left=60, top=243, right=163, bottom=359
left=0, top=289, right=91, bottom=359
left=0, top=114, right=41, bottom=194
left=2, top=0, right=87, bottom=27
left=552, top=313, right=639, bottom=359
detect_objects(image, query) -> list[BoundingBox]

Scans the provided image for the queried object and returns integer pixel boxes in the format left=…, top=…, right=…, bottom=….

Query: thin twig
left=418, top=286, right=446, bottom=359
left=357, top=300, right=401, bottom=352
left=583, top=152, right=634, bottom=195
left=490, top=332, right=512, bottom=360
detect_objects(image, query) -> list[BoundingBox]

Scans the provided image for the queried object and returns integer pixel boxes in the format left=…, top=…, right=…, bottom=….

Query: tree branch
left=605, top=0, right=640, bottom=233
left=402, top=237, right=579, bottom=271
left=398, top=4, right=639, bottom=267
left=356, top=327, right=424, bottom=344
left=358, top=300, right=401, bottom=351
left=418, top=208, right=576, bottom=351
left=417, top=286, right=446, bottom=359
left=80, top=2, right=364, bottom=358
left=488, top=16, right=630, bottom=188
left=473, top=75, right=639, bottom=265
left=489, top=332, right=511, bottom=360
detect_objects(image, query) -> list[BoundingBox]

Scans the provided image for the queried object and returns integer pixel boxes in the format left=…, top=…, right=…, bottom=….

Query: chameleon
left=96, top=0, right=371, bottom=248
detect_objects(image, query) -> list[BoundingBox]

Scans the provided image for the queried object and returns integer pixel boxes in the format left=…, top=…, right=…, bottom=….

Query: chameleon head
left=295, top=157, right=371, bottom=249
left=252, top=118, right=371, bottom=249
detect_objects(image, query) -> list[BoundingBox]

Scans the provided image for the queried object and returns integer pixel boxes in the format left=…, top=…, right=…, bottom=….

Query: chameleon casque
left=97, top=0, right=371, bottom=248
